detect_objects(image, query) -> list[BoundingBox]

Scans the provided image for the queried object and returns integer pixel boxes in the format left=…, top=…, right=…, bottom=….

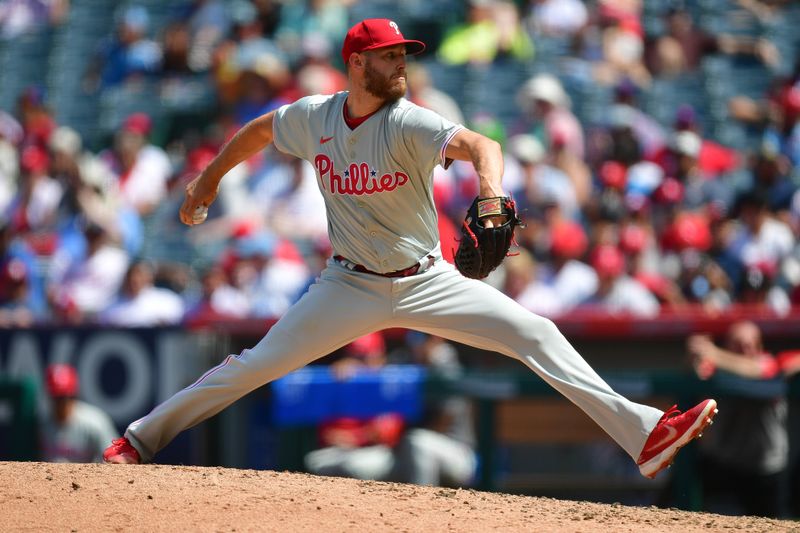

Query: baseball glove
left=454, top=196, right=523, bottom=279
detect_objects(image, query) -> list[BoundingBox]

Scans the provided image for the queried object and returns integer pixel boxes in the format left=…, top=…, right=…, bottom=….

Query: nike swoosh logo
left=320, top=136, right=334, bottom=144
left=648, top=424, right=678, bottom=451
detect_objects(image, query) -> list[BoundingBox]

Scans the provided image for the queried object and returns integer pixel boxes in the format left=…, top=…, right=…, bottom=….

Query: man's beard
left=364, top=61, right=406, bottom=102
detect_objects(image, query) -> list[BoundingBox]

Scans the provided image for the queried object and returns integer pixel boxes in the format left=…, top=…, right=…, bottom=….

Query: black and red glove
left=454, top=196, right=523, bottom=279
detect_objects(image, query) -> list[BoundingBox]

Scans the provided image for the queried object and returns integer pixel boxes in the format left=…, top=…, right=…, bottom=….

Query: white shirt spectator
left=593, top=276, right=661, bottom=318
left=739, top=218, right=795, bottom=268
left=101, top=286, right=185, bottom=326
left=210, top=284, right=251, bottom=318
left=544, top=260, right=598, bottom=311
left=115, top=145, right=172, bottom=213
left=21, top=175, right=63, bottom=230
left=515, top=280, right=568, bottom=318
left=49, top=244, right=130, bottom=315
left=251, top=258, right=310, bottom=318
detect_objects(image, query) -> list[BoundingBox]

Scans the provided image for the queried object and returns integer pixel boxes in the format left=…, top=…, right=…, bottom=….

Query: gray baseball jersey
left=272, top=92, right=462, bottom=273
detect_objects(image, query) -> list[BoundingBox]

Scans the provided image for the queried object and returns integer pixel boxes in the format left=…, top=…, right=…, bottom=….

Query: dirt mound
left=1, top=462, right=796, bottom=532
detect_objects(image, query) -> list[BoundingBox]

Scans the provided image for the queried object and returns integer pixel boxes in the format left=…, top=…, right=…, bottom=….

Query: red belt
left=334, top=255, right=434, bottom=278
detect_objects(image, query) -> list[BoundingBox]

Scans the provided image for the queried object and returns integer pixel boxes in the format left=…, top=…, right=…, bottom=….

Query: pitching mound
left=1, top=462, right=796, bottom=532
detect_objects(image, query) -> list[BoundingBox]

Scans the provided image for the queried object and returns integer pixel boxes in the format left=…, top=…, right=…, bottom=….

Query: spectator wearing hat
left=582, top=244, right=659, bottom=317
left=658, top=130, right=737, bottom=215
left=540, top=220, right=598, bottom=313
left=658, top=211, right=738, bottom=312
left=39, top=364, right=118, bottom=463
left=5, top=144, right=63, bottom=238
left=672, top=105, right=739, bottom=177
left=515, top=74, right=584, bottom=158
left=616, top=221, right=687, bottom=310
left=438, top=0, right=534, bottom=66
left=251, top=236, right=311, bottom=319
left=100, top=260, right=185, bottom=326
left=100, top=112, right=172, bottom=216
left=586, top=160, right=630, bottom=227
left=215, top=229, right=310, bottom=319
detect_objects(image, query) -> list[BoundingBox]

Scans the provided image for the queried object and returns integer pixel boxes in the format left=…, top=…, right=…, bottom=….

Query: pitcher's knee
left=519, top=314, right=561, bottom=342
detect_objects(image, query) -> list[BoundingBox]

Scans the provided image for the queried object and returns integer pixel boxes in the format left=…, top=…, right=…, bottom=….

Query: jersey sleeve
left=272, top=97, right=315, bottom=161
left=400, top=104, right=463, bottom=168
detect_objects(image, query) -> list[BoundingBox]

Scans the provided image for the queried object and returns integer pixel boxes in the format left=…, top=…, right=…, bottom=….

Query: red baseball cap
left=591, top=245, right=625, bottom=278
left=341, top=18, right=425, bottom=65
left=550, top=221, right=588, bottom=259
left=122, top=112, right=152, bottom=136
left=346, top=332, right=386, bottom=358
left=45, top=364, right=79, bottom=397
left=663, top=212, right=711, bottom=252
left=599, top=160, right=627, bottom=190
left=619, top=224, right=647, bottom=254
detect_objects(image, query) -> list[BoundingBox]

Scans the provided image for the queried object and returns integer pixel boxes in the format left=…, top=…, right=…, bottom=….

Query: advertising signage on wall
left=0, top=327, right=203, bottom=425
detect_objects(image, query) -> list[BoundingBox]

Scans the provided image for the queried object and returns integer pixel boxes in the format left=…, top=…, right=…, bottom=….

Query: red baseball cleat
left=103, top=437, right=141, bottom=464
left=637, top=399, right=717, bottom=479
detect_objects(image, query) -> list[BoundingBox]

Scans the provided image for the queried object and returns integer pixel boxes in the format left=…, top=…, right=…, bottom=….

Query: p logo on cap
left=341, top=18, right=426, bottom=65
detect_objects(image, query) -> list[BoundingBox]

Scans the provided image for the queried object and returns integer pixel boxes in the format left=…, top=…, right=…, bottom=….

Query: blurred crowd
left=1, top=0, right=800, bottom=328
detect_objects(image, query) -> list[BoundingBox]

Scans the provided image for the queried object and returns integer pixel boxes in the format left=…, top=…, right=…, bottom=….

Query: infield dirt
left=1, top=462, right=798, bottom=532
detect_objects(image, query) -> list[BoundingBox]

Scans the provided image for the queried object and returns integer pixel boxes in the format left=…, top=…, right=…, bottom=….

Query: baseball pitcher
left=104, top=19, right=717, bottom=480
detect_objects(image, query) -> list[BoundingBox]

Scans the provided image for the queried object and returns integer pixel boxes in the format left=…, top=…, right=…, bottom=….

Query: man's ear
left=351, top=53, right=365, bottom=70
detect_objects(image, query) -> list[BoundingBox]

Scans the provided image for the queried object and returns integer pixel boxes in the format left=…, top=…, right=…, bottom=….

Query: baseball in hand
left=192, top=205, right=208, bottom=224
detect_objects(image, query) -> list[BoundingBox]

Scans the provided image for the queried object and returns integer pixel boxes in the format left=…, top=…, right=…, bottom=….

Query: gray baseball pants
left=126, top=258, right=663, bottom=462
